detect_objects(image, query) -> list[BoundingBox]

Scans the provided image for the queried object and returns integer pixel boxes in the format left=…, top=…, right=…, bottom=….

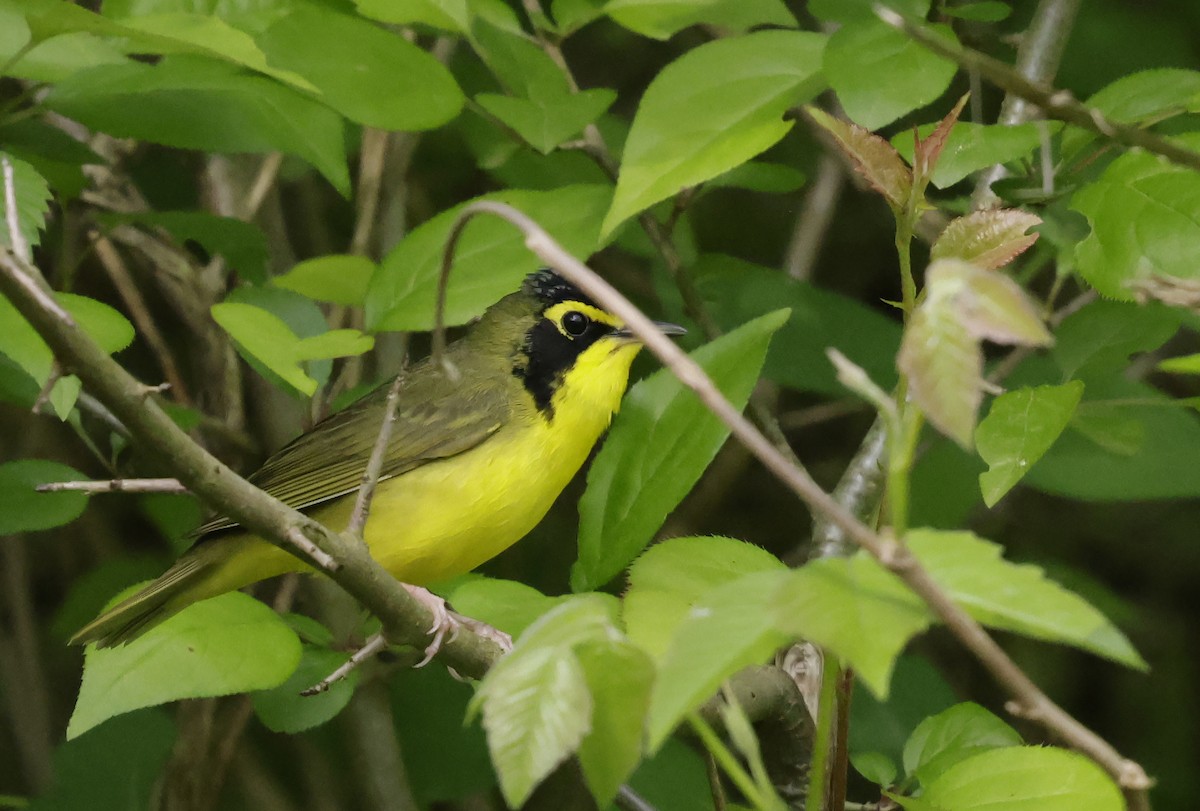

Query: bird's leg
left=299, top=585, right=515, bottom=695
left=400, top=583, right=513, bottom=665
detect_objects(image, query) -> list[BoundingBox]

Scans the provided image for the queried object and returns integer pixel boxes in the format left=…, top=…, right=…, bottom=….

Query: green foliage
left=212, top=301, right=373, bottom=396
left=824, top=18, right=957, bottom=130
left=899, top=746, right=1124, bottom=810
left=602, top=30, right=826, bottom=236
left=70, top=590, right=302, bottom=738
left=366, top=184, right=612, bottom=330
left=0, top=459, right=88, bottom=533
left=976, top=382, right=1084, bottom=506
left=573, top=309, right=788, bottom=591
left=4, top=0, right=1192, bottom=807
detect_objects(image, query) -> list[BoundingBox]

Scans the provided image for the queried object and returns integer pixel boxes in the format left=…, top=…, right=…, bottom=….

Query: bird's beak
left=612, top=320, right=687, bottom=341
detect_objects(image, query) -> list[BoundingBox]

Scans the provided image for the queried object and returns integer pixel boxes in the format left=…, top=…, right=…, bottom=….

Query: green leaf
left=852, top=751, right=898, bottom=786
left=623, top=536, right=786, bottom=659
left=1025, top=373, right=1200, bottom=500
left=899, top=283, right=982, bottom=448
left=0, top=459, right=88, bottom=534
left=257, top=4, right=463, bottom=130
left=366, top=184, right=612, bottom=331
left=601, top=30, right=826, bottom=236
left=694, top=256, right=902, bottom=395
left=211, top=301, right=317, bottom=395
left=476, top=88, right=615, bottom=154
left=47, top=55, right=349, bottom=195
left=114, top=12, right=315, bottom=90
left=98, top=210, right=270, bottom=285
left=908, top=529, right=1146, bottom=669
left=354, top=0, right=468, bottom=32
left=439, top=576, right=566, bottom=637
left=481, top=648, right=591, bottom=807
left=930, top=209, right=1042, bottom=270
left=901, top=260, right=1051, bottom=448
left=272, top=255, right=376, bottom=306
left=292, top=329, right=374, bottom=361
left=252, top=645, right=358, bottom=733
left=1052, top=300, right=1181, bottom=379
left=902, top=702, right=1021, bottom=784
left=21, top=1, right=311, bottom=88
left=825, top=18, right=958, bottom=131
left=892, top=122, right=1042, bottom=189
left=572, top=309, right=789, bottom=592
left=646, top=570, right=793, bottom=751
left=807, top=107, right=911, bottom=211
left=1061, top=69, right=1200, bottom=161
left=0, top=292, right=133, bottom=418
left=850, top=654, right=957, bottom=770
left=913, top=746, right=1123, bottom=810
left=29, top=709, right=175, bottom=811
left=1071, top=132, right=1200, bottom=300
left=604, top=0, right=797, bottom=40
left=69, top=590, right=302, bottom=738
left=470, top=601, right=613, bottom=810
left=774, top=557, right=933, bottom=697
left=976, top=382, right=1084, bottom=506
left=0, top=153, right=51, bottom=252
left=212, top=303, right=372, bottom=396
left=575, top=639, right=655, bottom=807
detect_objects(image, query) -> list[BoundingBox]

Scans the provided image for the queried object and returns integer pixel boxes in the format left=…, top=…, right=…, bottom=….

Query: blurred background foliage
left=2, top=0, right=1200, bottom=808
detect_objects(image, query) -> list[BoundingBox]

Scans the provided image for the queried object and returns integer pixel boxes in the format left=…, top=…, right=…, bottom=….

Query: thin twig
left=876, top=5, right=1200, bottom=175
left=36, top=477, right=189, bottom=494
left=301, top=633, right=387, bottom=696
left=346, top=375, right=405, bottom=540
left=31, top=362, right=62, bottom=415
left=2, top=154, right=30, bottom=263
left=91, top=231, right=192, bottom=405
left=434, top=202, right=1152, bottom=801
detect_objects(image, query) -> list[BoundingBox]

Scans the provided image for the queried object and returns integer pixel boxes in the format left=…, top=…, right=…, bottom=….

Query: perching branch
left=0, top=247, right=505, bottom=680
left=876, top=4, right=1200, bottom=175
left=433, top=201, right=1152, bottom=803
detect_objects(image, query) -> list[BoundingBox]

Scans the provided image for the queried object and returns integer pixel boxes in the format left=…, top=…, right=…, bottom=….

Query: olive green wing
left=194, top=374, right=509, bottom=537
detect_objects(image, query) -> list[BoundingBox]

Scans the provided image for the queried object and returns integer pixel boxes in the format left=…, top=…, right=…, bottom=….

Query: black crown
left=523, top=268, right=597, bottom=309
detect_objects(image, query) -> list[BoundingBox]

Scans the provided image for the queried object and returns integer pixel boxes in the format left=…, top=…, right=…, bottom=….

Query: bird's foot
left=402, top=583, right=458, bottom=667
left=401, top=583, right=514, bottom=666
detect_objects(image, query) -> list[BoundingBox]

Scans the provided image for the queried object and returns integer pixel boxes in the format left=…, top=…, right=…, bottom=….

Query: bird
left=71, top=268, right=685, bottom=651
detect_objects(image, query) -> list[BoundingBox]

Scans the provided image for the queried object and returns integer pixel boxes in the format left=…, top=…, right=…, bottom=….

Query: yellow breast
left=310, top=339, right=642, bottom=585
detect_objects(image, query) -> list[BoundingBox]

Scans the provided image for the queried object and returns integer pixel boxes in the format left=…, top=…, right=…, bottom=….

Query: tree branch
left=876, top=4, right=1200, bottom=175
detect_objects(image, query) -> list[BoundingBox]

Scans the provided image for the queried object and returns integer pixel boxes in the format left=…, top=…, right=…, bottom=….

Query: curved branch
left=876, top=5, right=1200, bottom=175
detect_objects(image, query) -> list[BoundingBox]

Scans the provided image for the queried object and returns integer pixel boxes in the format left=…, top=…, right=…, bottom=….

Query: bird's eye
left=561, top=310, right=589, bottom=337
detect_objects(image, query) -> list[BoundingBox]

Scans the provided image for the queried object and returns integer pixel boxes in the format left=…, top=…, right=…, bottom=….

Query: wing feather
left=194, top=371, right=508, bottom=537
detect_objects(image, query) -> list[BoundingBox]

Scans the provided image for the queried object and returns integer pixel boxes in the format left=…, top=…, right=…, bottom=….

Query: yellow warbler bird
left=72, top=268, right=684, bottom=648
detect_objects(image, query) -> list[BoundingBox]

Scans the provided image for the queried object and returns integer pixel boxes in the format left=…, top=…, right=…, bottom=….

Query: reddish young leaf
left=931, top=209, right=1042, bottom=270
left=913, top=93, right=969, bottom=182
left=807, top=106, right=912, bottom=212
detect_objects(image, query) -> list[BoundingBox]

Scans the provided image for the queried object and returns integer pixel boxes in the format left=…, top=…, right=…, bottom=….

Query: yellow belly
left=215, top=343, right=637, bottom=591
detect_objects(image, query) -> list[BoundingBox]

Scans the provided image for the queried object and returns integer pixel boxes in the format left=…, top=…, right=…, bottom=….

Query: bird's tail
left=69, top=536, right=275, bottom=648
